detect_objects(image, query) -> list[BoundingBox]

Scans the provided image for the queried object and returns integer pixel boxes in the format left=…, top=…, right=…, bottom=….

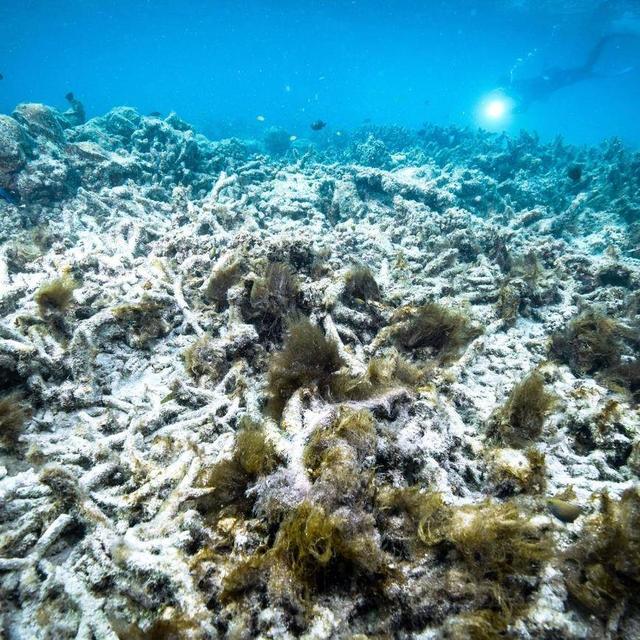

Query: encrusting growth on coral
left=445, top=500, right=553, bottom=619
left=112, top=294, right=170, bottom=347
left=249, top=261, right=299, bottom=323
left=271, top=500, right=389, bottom=593
left=219, top=408, right=390, bottom=607
left=328, top=351, right=423, bottom=401
left=205, top=257, right=242, bottom=310
left=606, top=359, right=640, bottom=404
left=110, top=613, right=200, bottom=640
left=488, top=447, right=547, bottom=496
left=303, top=408, right=376, bottom=479
left=39, top=465, right=83, bottom=511
left=183, top=334, right=225, bottom=381
left=377, top=488, right=553, bottom=632
left=221, top=499, right=391, bottom=607
left=497, top=281, right=521, bottom=326
left=377, top=486, right=452, bottom=549
left=563, top=487, right=640, bottom=620
left=195, top=418, right=282, bottom=516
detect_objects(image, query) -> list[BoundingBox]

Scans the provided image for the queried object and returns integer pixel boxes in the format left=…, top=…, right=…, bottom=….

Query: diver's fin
left=601, top=65, right=635, bottom=77
left=584, top=32, right=640, bottom=74
left=583, top=35, right=614, bottom=72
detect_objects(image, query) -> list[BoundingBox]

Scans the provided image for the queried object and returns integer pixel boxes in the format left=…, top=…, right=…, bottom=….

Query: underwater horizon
left=2, top=0, right=640, bottom=146
left=1, top=2, right=640, bottom=640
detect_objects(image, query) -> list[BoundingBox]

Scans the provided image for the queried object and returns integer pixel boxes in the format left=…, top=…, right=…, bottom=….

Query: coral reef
left=0, top=101, right=639, bottom=639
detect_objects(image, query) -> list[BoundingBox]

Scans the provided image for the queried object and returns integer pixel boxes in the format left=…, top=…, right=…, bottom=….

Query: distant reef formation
left=0, top=103, right=639, bottom=639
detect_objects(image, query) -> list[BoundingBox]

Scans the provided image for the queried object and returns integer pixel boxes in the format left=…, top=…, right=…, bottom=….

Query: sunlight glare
left=485, top=98, right=507, bottom=119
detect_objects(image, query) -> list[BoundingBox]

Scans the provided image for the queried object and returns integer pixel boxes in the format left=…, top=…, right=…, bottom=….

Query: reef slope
left=0, top=104, right=639, bottom=639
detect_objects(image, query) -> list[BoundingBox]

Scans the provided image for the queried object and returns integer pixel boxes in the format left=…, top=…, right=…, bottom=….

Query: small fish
left=335, top=131, right=342, bottom=137
left=567, top=164, right=582, bottom=182
left=289, top=135, right=297, bottom=142
left=548, top=498, right=582, bottom=523
left=0, top=73, right=3, bottom=80
left=256, top=114, right=265, bottom=122
left=0, top=188, right=17, bottom=205
left=65, top=91, right=74, bottom=102
left=363, top=118, right=372, bottom=123
left=148, top=111, right=162, bottom=117
left=310, top=119, right=326, bottom=131
left=160, top=390, right=177, bottom=404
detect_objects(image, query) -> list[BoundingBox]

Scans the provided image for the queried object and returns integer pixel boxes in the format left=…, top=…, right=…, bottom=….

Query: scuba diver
left=61, top=92, right=86, bottom=127
left=503, top=33, right=637, bottom=112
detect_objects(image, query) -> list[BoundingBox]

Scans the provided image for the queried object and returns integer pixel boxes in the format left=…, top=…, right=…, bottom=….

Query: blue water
left=1, top=0, right=639, bottom=145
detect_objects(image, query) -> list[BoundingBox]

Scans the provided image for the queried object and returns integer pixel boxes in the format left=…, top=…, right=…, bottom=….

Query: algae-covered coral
left=0, top=101, right=639, bottom=640
left=266, top=316, right=344, bottom=417
left=389, top=302, right=482, bottom=361
left=490, top=370, right=555, bottom=446
left=551, top=309, right=626, bottom=375
left=563, top=488, right=640, bottom=630
left=0, top=392, right=29, bottom=449
left=34, top=275, right=78, bottom=316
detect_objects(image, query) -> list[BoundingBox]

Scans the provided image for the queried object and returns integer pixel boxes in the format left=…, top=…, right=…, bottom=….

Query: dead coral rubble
left=0, top=101, right=639, bottom=640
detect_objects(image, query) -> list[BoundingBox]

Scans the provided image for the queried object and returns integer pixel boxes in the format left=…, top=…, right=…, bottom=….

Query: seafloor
left=0, top=103, right=639, bottom=640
